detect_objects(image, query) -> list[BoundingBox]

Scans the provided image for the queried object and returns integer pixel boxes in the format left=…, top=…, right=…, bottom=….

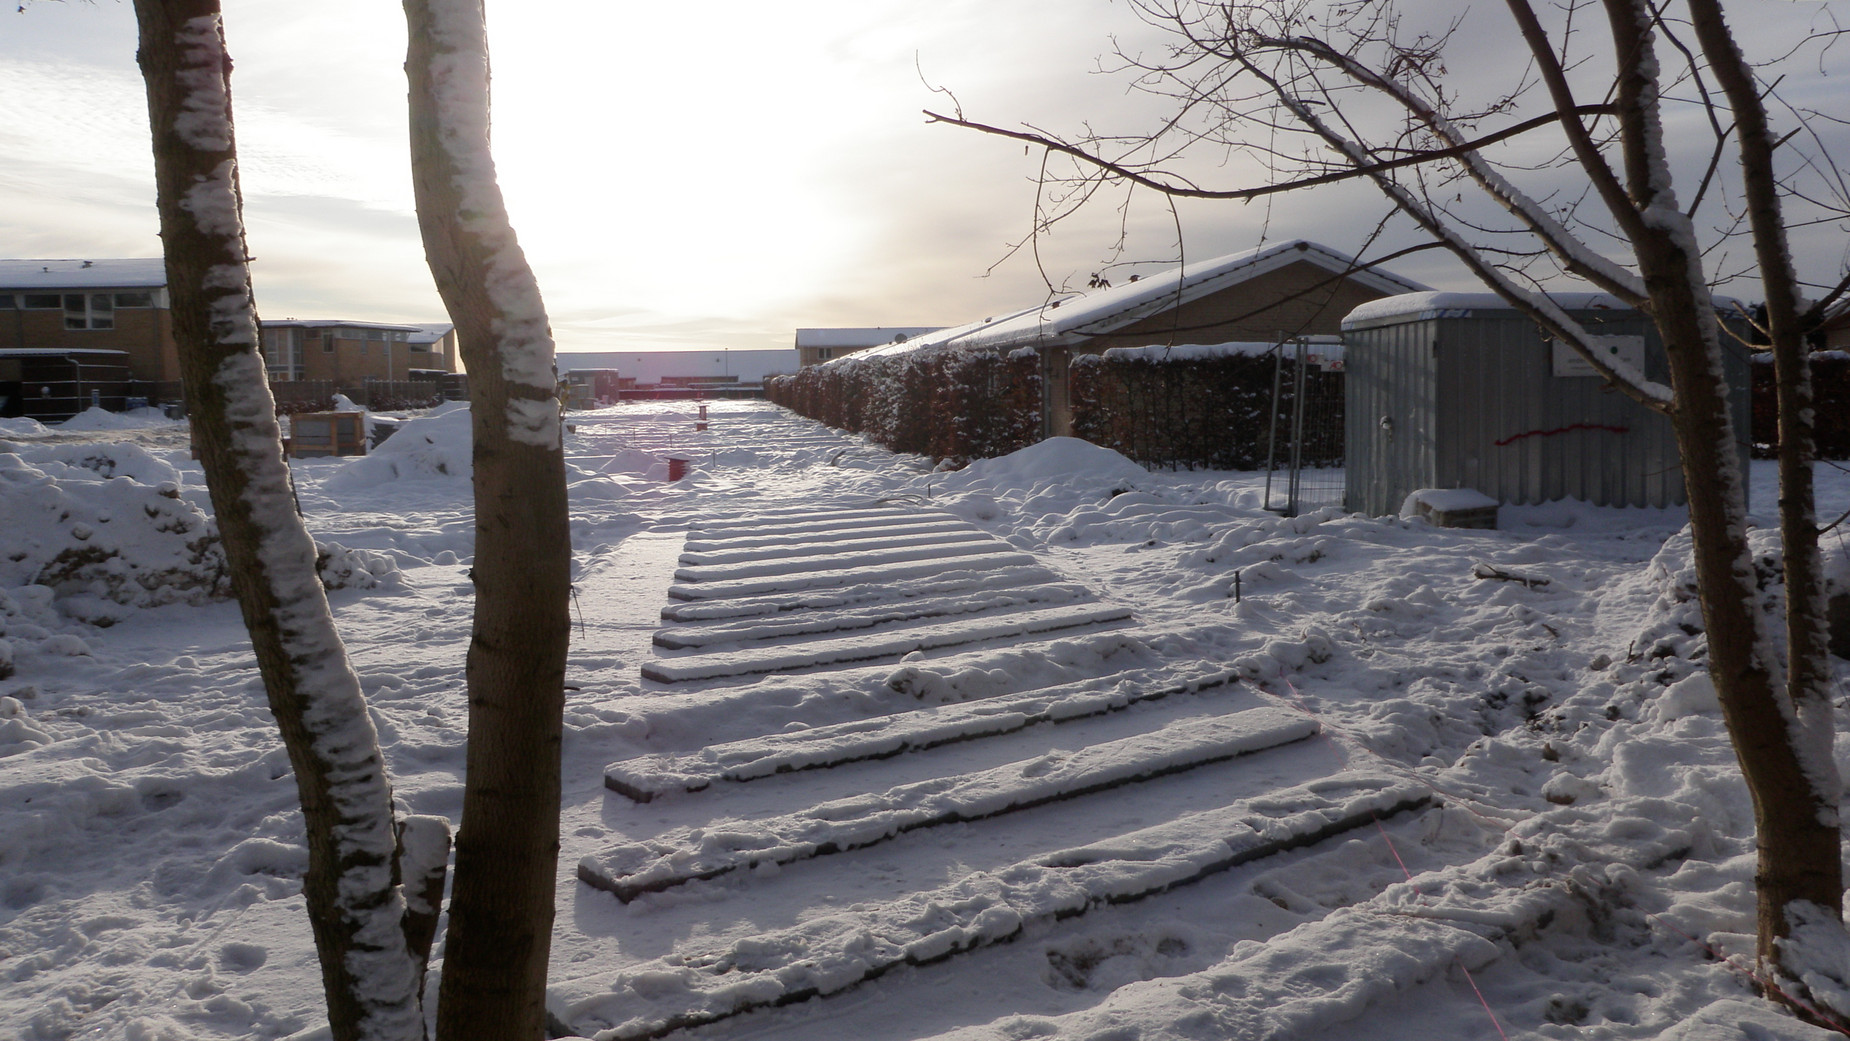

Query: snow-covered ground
left=2, top=400, right=1848, bottom=1041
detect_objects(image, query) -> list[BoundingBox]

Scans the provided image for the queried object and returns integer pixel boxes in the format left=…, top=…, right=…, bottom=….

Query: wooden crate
left=290, top=411, right=367, bottom=458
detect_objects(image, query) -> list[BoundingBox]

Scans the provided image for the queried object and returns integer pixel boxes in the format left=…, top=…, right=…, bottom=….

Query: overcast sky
left=6, top=1, right=1847, bottom=352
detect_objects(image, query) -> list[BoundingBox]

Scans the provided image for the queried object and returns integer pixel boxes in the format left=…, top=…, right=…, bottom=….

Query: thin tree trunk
left=1686, top=0, right=1843, bottom=975
left=133, top=4, right=425, bottom=1039
left=403, top=3, right=573, bottom=1038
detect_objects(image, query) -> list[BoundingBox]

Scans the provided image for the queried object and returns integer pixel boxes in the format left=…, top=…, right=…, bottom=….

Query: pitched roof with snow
left=0, top=258, right=167, bottom=290
left=1342, top=290, right=1751, bottom=329
left=260, top=318, right=426, bottom=333
left=950, top=241, right=1430, bottom=351
left=794, top=327, right=944, bottom=349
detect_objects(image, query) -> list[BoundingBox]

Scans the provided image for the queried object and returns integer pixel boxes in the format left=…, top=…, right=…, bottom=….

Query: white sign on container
left=1551, top=335, right=1644, bottom=378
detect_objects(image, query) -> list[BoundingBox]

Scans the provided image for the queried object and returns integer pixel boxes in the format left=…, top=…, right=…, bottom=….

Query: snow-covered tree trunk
left=403, top=2, right=574, bottom=1037
left=132, top=3, right=429, bottom=1039
left=1684, top=0, right=1843, bottom=976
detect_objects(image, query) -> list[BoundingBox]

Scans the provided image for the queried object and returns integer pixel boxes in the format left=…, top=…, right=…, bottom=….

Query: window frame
left=63, top=292, right=115, bottom=331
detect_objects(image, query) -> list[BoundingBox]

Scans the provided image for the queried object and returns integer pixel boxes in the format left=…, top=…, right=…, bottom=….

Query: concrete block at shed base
left=1402, top=487, right=1499, bottom=529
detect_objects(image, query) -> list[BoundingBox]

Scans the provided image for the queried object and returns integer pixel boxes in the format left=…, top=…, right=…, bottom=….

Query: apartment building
left=0, top=258, right=179, bottom=383
left=259, top=320, right=458, bottom=382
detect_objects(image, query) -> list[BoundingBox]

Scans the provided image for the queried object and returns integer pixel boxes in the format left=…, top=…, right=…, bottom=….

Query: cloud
left=7, top=0, right=1848, bottom=353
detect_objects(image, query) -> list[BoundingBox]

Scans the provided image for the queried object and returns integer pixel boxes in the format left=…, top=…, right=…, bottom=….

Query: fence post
left=1263, top=338, right=1286, bottom=511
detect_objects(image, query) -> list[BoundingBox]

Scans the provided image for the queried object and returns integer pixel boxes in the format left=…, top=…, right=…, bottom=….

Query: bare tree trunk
left=133, top=3, right=427, bottom=1038
left=402, top=3, right=573, bottom=1038
left=1686, top=0, right=1843, bottom=975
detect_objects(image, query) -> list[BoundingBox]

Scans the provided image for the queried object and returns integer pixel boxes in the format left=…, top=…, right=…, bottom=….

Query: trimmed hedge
left=1750, top=352, right=1850, bottom=459
left=1070, top=351, right=1338, bottom=471
left=775, top=344, right=1850, bottom=470
left=766, top=345, right=1042, bottom=464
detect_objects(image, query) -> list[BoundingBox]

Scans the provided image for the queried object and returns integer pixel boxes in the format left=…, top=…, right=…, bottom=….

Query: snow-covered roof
left=0, top=347, right=132, bottom=358
left=1343, top=290, right=1750, bottom=329
left=1090, top=338, right=1343, bottom=364
left=795, top=327, right=943, bottom=349
left=558, top=349, right=797, bottom=384
left=261, top=319, right=426, bottom=333
left=808, top=308, right=1043, bottom=372
left=950, top=241, right=1431, bottom=351
left=0, top=258, right=167, bottom=290
left=407, top=323, right=454, bottom=344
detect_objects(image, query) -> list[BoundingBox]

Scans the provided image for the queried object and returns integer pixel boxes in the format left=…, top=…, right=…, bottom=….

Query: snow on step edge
left=580, top=706, right=1318, bottom=901
left=555, top=772, right=1433, bottom=1041
left=664, top=551, right=1042, bottom=601
left=604, top=668, right=1237, bottom=802
left=926, top=796, right=1704, bottom=1041
left=681, top=518, right=972, bottom=555
left=652, top=583, right=1088, bottom=650
left=658, top=565, right=1066, bottom=623
left=691, top=509, right=949, bottom=541
left=671, top=538, right=1008, bottom=584
left=640, top=603, right=1135, bottom=683
left=679, top=527, right=994, bottom=567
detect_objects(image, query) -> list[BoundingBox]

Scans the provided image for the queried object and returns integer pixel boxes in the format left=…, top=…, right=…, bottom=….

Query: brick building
left=259, top=320, right=458, bottom=382
left=2, top=259, right=460, bottom=393
left=0, top=259, right=179, bottom=383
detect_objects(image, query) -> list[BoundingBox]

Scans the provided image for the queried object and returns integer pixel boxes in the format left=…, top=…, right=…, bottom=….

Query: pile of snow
left=931, top=437, right=1153, bottom=533
left=56, top=406, right=179, bottom=432
left=314, top=542, right=401, bottom=592
left=323, top=402, right=473, bottom=490
left=938, top=437, right=1148, bottom=493
left=0, top=438, right=400, bottom=627
left=0, top=417, right=51, bottom=438
left=0, top=441, right=226, bottom=623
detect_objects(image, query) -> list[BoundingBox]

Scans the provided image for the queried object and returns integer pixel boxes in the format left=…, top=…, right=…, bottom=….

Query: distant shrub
left=1752, top=351, right=1850, bottom=460
left=767, top=345, right=1042, bottom=465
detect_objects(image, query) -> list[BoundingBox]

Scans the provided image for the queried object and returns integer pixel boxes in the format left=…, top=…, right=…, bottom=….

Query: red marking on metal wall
left=1494, top=423, right=1630, bottom=447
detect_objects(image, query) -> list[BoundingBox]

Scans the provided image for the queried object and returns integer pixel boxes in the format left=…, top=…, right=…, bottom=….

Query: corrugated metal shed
left=1341, top=292, right=1752, bottom=515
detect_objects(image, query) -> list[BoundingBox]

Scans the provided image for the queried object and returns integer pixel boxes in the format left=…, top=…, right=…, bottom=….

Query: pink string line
left=1273, top=677, right=1850, bottom=1037
left=1645, top=913, right=1850, bottom=1036
left=1276, top=677, right=1512, bottom=1038
left=1268, top=678, right=1524, bottom=831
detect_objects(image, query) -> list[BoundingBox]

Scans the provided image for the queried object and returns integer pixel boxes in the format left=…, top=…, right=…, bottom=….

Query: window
left=113, top=292, right=154, bottom=308
left=319, top=331, right=334, bottom=353
left=817, top=347, right=834, bottom=360
left=410, top=342, right=431, bottom=353
left=22, top=293, right=60, bottom=309
left=367, top=329, right=385, bottom=341
left=0, top=294, right=12, bottom=308
left=64, top=293, right=114, bottom=330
